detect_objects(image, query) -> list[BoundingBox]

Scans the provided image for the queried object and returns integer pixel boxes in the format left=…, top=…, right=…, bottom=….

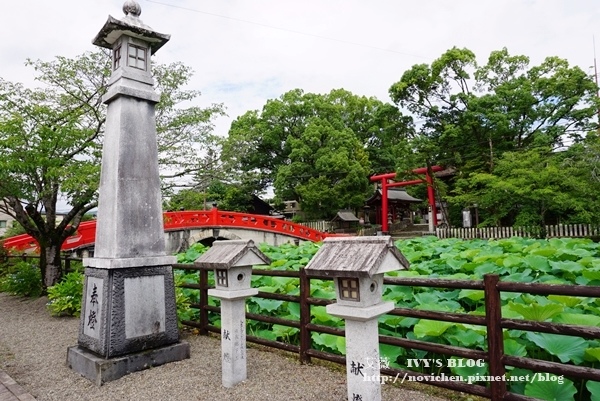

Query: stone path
left=0, top=371, right=36, bottom=401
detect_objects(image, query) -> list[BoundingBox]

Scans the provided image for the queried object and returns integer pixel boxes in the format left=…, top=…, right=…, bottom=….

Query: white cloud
left=2, top=0, right=599, bottom=138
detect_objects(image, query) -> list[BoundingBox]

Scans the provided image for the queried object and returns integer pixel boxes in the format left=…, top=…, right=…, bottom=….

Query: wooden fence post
left=64, top=257, right=71, bottom=275
left=198, top=268, right=209, bottom=335
left=484, top=274, right=506, bottom=401
left=299, top=268, right=311, bottom=364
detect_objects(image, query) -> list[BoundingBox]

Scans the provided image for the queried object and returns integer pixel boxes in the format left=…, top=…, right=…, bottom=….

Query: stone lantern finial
left=123, top=0, right=142, bottom=17
left=121, top=0, right=152, bottom=30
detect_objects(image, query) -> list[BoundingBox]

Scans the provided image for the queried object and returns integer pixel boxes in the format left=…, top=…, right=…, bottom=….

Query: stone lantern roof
left=305, top=236, right=409, bottom=278
left=195, top=240, right=271, bottom=270
left=92, top=0, right=170, bottom=54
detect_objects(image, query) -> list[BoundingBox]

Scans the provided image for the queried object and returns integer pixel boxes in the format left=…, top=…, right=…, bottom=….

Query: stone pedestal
left=327, top=302, right=395, bottom=401
left=209, top=287, right=258, bottom=387
left=67, top=260, right=191, bottom=385
left=67, top=341, right=190, bottom=387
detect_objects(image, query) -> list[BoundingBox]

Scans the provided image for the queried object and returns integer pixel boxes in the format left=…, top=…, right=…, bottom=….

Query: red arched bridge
left=2, top=209, right=333, bottom=253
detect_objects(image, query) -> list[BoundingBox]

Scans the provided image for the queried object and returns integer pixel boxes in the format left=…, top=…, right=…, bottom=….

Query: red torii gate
left=370, top=165, right=444, bottom=233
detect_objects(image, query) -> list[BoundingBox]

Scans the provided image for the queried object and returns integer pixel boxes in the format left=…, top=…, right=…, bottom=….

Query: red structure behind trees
left=370, top=166, right=443, bottom=233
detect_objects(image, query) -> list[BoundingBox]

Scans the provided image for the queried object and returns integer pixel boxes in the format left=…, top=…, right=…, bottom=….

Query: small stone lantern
left=195, top=240, right=271, bottom=387
left=305, top=236, right=409, bottom=401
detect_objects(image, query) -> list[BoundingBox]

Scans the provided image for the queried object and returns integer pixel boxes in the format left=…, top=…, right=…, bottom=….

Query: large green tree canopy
left=389, top=47, right=600, bottom=227
left=389, top=47, right=599, bottom=173
left=0, top=50, right=224, bottom=288
left=222, top=88, right=413, bottom=219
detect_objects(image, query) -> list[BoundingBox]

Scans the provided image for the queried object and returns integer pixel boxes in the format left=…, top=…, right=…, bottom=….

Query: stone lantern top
left=195, top=240, right=271, bottom=270
left=305, top=236, right=409, bottom=278
left=92, top=0, right=170, bottom=54
left=123, top=0, right=142, bottom=17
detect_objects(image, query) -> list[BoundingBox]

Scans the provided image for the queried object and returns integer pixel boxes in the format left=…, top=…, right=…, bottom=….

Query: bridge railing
left=163, top=208, right=330, bottom=242
left=2, top=208, right=333, bottom=253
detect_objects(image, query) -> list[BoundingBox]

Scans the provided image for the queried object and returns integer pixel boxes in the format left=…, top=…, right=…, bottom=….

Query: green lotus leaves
left=525, top=332, right=587, bottom=364
left=177, top=237, right=600, bottom=401
left=586, top=381, right=600, bottom=401
left=413, top=319, right=455, bottom=338
left=524, top=374, right=576, bottom=401
left=508, top=302, right=564, bottom=321
left=552, top=313, right=600, bottom=327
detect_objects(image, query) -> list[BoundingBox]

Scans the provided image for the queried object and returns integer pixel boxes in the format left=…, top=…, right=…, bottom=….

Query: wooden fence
left=174, top=264, right=600, bottom=401
left=5, top=254, right=599, bottom=400
left=1, top=254, right=80, bottom=276
left=299, top=220, right=333, bottom=232
left=436, top=223, right=600, bottom=240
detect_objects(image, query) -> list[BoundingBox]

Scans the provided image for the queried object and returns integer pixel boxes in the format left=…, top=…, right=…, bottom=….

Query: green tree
left=273, top=118, right=371, bottom=219
left=452, top=147, right=598, bottom=232
left=0, top=51, right=224, bottom=289
left=164, top=189, right=209, bottom=211
left=389, top=47, right=599, bottom=174
left=153, top=63, right=225, bottom=190
left=165, top=181, right=256, bottom=213
left=222, top=88, right=413, bottom=218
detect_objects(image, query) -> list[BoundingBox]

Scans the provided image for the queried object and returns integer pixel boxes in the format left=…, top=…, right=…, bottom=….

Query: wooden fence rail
left=4, top=253, right=598, bottom=400
left=436, top=223, right=600, bottom=240
left=173, top=263, right=600, bottom=401
left=1, top=254, right=81, bottom=276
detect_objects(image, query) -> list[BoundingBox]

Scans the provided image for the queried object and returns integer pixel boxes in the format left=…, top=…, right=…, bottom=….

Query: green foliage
left=525, top=375, right=577, bottom=401
left=390, top=47, right=599, bottom=174
left=0, top=51, right=224, bottom=288
left=46, top=272, right=84, bottom=317
left=173, top=271, right=195, bottom=325
left=43, top=268, right=198, bottom=326
left=258, top=242, right=320, bottom=271
left=164, top=180, right=256, bottom=213
left=389, top=46, right=600, bottom=228
left=453, top=147, right=600, bottom=228
left=175, top=237, right=600, bottom=401
left=0, top=261, right=43, bottom=297
left=0, top=221, right=27, bottom=239
left=222, top=88, right=413, bottom=219
left=177, top=242, right=209, bottom=264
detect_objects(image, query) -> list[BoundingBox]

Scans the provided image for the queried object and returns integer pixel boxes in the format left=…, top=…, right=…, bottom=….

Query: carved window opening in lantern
left=216, top=269, right=228, bottom=287
left=127, top=44, right=147, bottom=70
left=339, top=277, right=360, bottom=301
left=113, top=44, right=122, bottom=70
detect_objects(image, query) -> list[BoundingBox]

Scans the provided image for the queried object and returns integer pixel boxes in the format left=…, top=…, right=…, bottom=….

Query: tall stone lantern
left=305, top=236, right=409, bottom=401
left=67, top=1, right=190, bottom=385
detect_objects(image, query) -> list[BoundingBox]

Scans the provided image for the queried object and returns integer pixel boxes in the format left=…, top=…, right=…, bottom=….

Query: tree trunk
left=488, top=135, right=495, bottom=171
left=42, top=241, right=63, bottom=289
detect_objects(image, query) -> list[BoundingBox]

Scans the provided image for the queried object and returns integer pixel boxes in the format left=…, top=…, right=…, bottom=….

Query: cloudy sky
left=2, top=0, right=599, bottom=137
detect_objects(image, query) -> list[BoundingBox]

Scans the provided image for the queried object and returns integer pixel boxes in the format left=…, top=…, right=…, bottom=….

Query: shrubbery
left=0, top=261, right=43, bottom=297
left=47, top=272, right=85, bottom=317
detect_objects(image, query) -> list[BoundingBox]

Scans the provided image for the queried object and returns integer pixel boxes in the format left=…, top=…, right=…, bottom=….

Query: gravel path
left=0, top=293, right=451, bottom=401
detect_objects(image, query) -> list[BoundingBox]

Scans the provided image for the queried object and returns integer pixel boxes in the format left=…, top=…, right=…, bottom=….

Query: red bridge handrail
left=2, top=208, right=332, bottom=253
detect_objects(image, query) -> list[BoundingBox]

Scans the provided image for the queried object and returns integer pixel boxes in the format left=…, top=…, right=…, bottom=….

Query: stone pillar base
left=66, top=341, right=190, bottom=386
